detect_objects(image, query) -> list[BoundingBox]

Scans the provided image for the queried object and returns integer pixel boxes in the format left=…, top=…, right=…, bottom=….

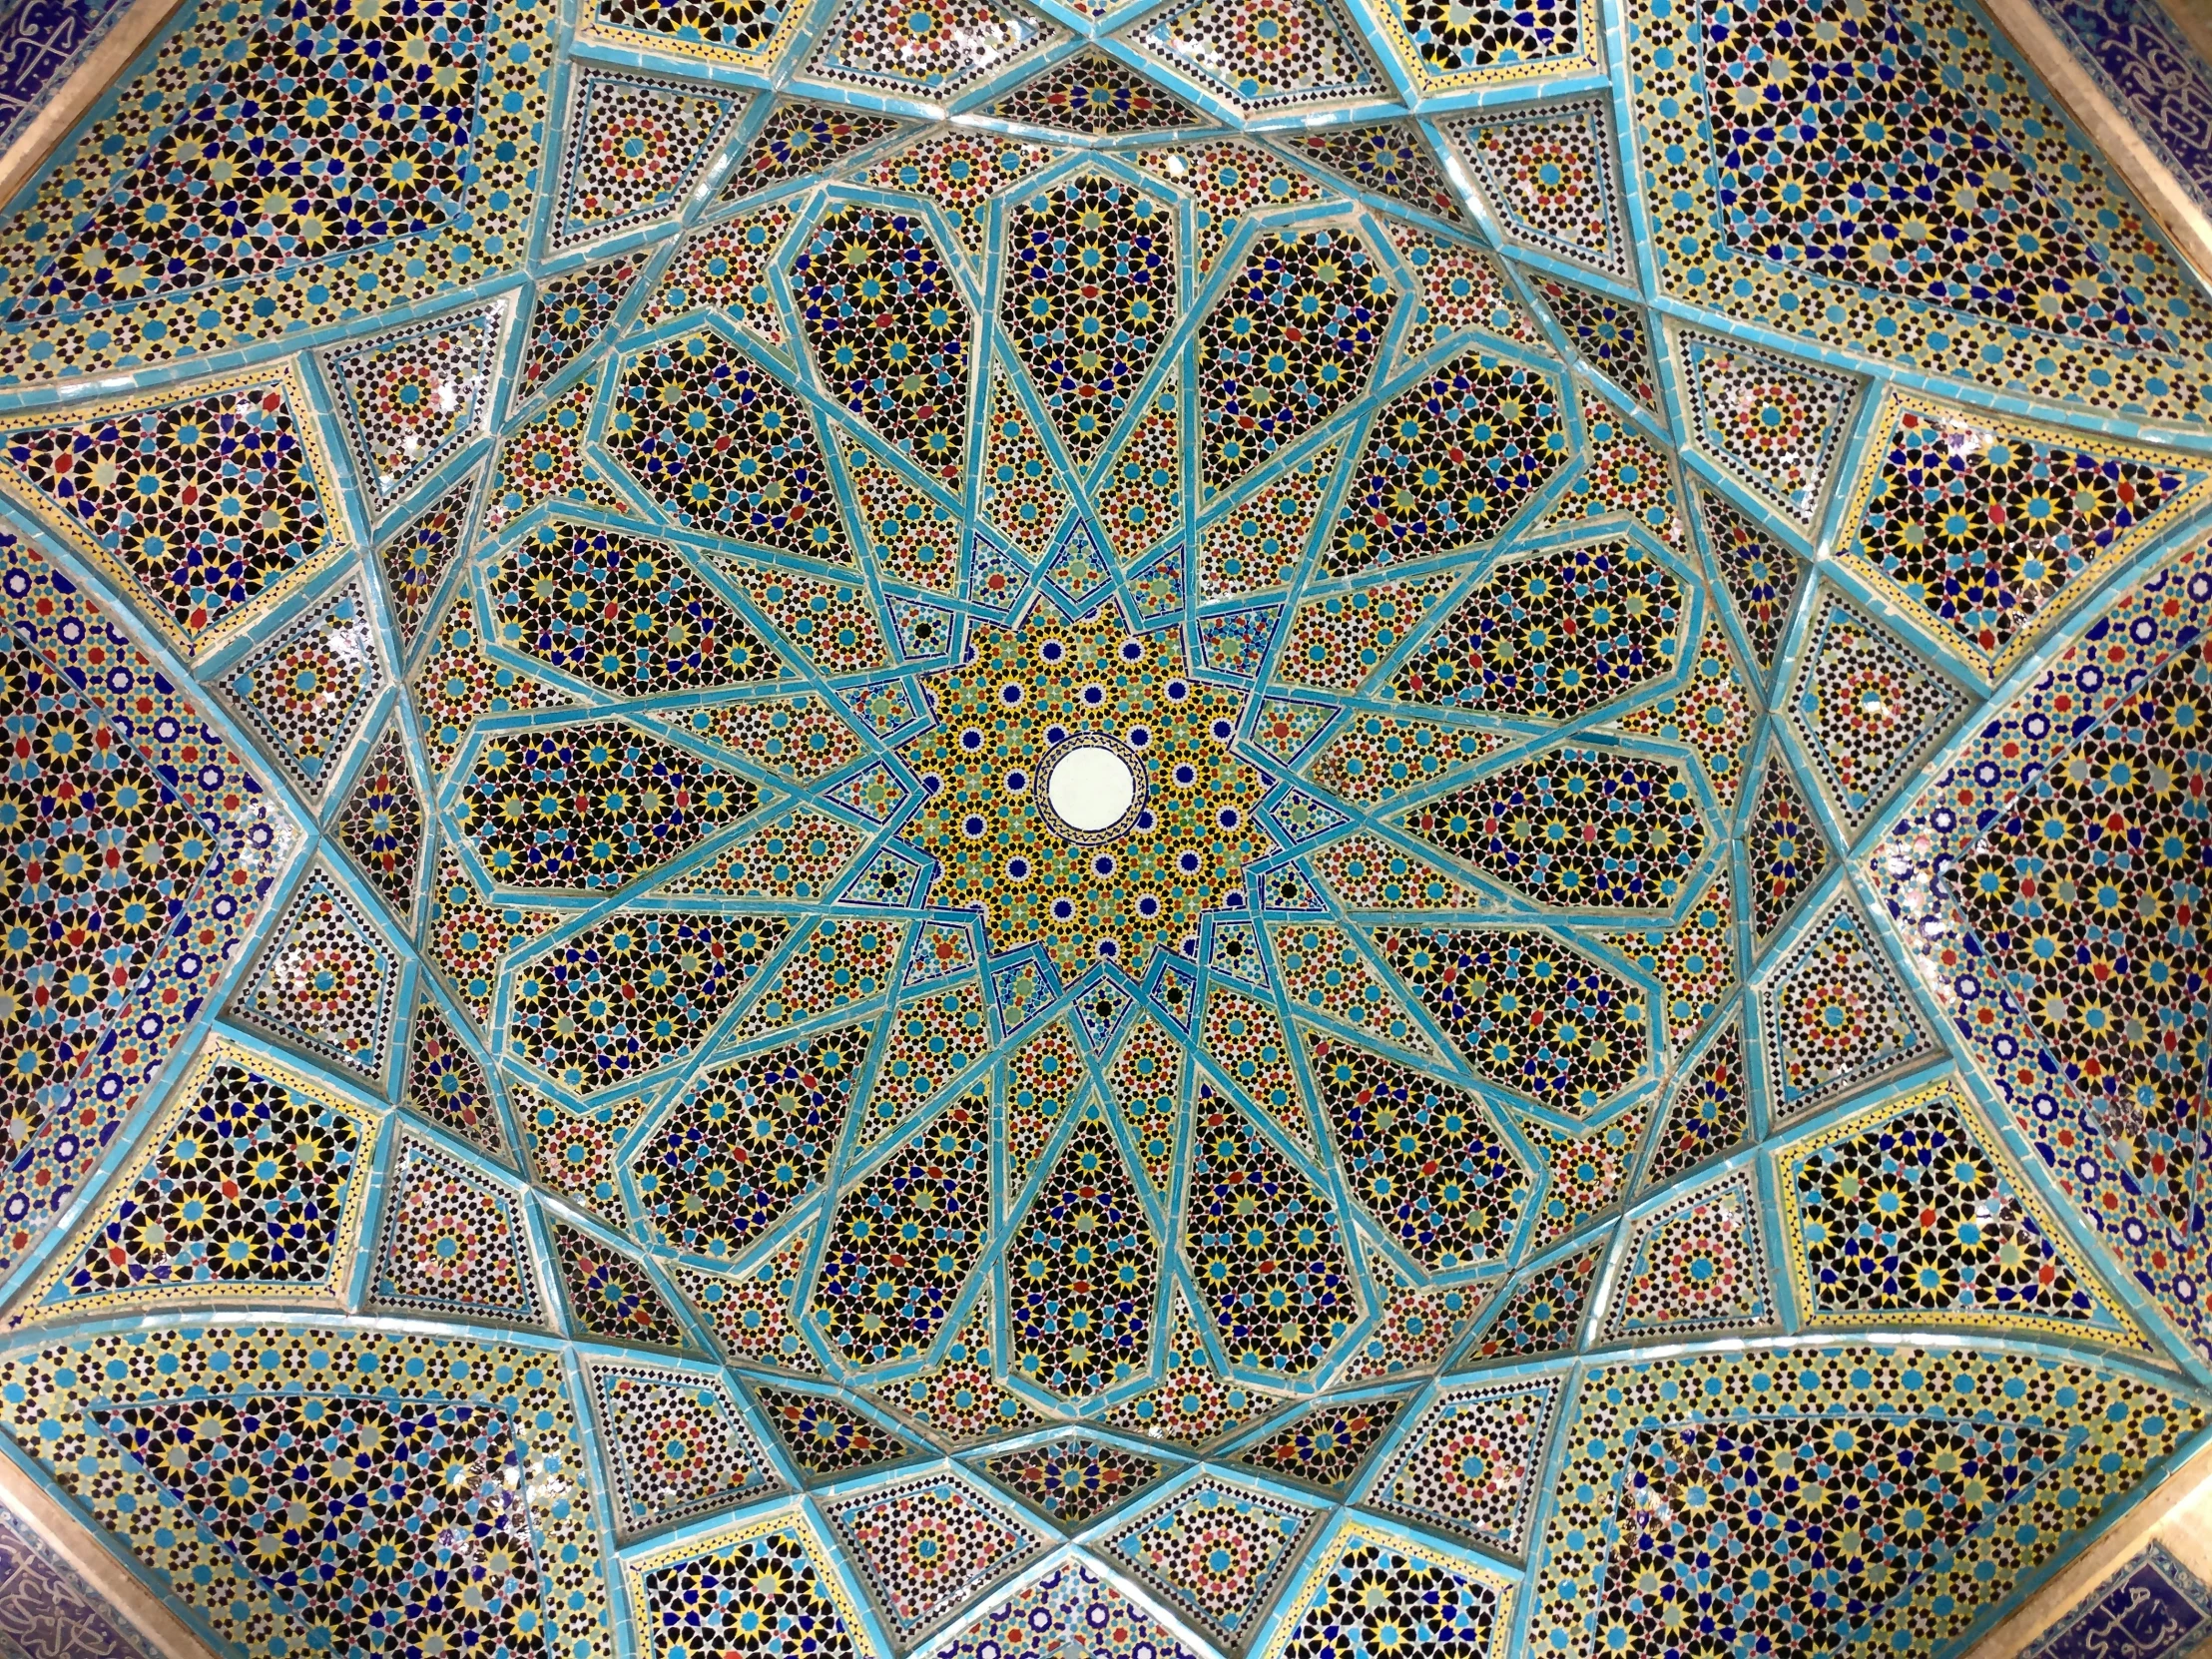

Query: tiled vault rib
left=0, top=0, right=2198, bottom=1656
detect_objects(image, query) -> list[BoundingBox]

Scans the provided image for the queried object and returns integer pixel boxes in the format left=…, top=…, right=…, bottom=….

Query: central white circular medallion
left=1047, top=743, right=1135, bottom=832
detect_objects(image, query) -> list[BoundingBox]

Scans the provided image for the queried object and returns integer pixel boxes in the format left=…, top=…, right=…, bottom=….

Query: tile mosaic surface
left=0, top=7, right=2198, bottom=1659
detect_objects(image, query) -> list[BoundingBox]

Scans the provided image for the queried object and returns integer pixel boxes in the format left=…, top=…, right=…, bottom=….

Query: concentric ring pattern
left=0, top=0, right=2203, bottom=1656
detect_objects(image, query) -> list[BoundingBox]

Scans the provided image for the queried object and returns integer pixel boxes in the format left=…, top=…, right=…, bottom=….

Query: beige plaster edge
left=2158, top=0, right=2212, bottom=88
left=1964, top=1426, right=2212, bottom=1658
left=0, top=1442, right=218, bottom=1658
left=0, top=0, right=186, bottom=216
left=1980, top=0, right=2212, bottom=291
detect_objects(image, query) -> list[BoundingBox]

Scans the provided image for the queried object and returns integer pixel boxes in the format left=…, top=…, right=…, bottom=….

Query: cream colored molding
left=1966, top=1429, right=2212, bottom=1657
left=1981, top=0, right=2212, bottom=289
left=0, top=0, right=186, bottom=215
left=0, top=1444, right=218, bottom=1658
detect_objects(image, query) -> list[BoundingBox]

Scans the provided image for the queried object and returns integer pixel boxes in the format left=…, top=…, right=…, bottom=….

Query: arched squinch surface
left=0, top=1, right=2196, bottom=1657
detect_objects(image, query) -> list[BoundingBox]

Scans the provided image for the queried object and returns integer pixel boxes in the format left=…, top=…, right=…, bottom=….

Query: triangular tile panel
left=1125, top=0, right=1383, bottom=113
left=516, top=253, right=647, bottom=401
left=550, top=67, right=748, bottom=251
left=321, top=299, right=505, bottom=522
left=23, top=1045, right=378, bottom=1318
left=1638, top=1012, right=1748, bottom=1194
left=378, top=469, right=480, bottom=656
left=1438, top=95, right=1633, bottom=279
left=823, top=1471, right=1053, bottom=1651
left=1778, top=1075, right=2148, bottom=1350
left=1098, top=1477, right=1323, bottom=1654
left=401, top=998, right=510, bottom=1162
left=0, top=362, right=348, bottom=662
left=1452, top=1242, right=1603, bottom=1369
left=1279, top=122, right=1467, bottom=225
left=1745, top=740, right=1833, bottom=951
left=228, top=858, right=405, bottom=1087
left=674, top=1227, right=827, bottom=1376
left=1598, top=1166, right=1776, bottom=1341
left=752, top=1382, right=927, bottom=1478
left=1527, top=275, right=1661, bottom=413
left=331, top=716, right=425, bottom=925
left=548, top=1216, right=697, bottom=1350
left=1226, top=1392, right=1409, bottom=1495
left=1696, top=486, right=1811, bottom=679
left=1675, top=328, right=1863, bottom=534
left=804, top=0, right=1062, bottom=95
left=1360, top=1377, right=1563, bottom=1554
left=1758, top=888, right=1936, bottom=1126
left=724, top=100, right=911, bottom=202
left=221, top=572, right=388, bottom=806
left=990, top=48, right=1211, bottom=134
left=366, top=1130, right=545, bottom=1327
left=975, top=1437, right=1174, bottom=1527
left=583, top=1359, right=784, bottom=1540
left=1785, top=584, right=1972, bottom=838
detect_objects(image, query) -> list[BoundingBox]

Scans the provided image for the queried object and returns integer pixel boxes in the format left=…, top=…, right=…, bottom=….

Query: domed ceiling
left=0, top=0, right=2202, bottom=1652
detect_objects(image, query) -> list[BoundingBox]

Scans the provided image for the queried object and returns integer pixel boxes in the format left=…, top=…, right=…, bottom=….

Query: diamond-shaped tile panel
left=331, top=717, right=425, bottom=926
left=1745, top=741, right=1833, bottom=951
left=1758, top=889, right=1936, bottom=1126
left=1438, top=94, right=1632, bottom=279
left=402, top=998, right=509, bottom=1161
left=220, top=573, right=387, bottom=805
left=517, top=253, right=646, bottom=401
left=724, top=100, right=911, bottom=202
left=824, top=1471, right=1054, bottom=1650
left=1452, top=1242, right=1602, bottom=1369
left=228, top=858, right=405, bottom=1087
left=1125, top=0, right=1382, bottom=113
left=321, top=299, right=504, bottom=522
left=1675, top=329, right=1862, bottom=534
left=1695, top=485, right=1811, bottom=680
left=1225, top=1391, right=1409, bottom=1496
left=1281, top=122, right=1467, bottom=225
left=989, top=48, right=1211, bottom=134
left=974, top=1436, right=1174, bottom=1528
left=1360, top=1377, right=1564, bottom=1554
left=365, top=1129, right=545, bottom=1326
left=1786, top=585, right=1971, bottom=838
left=550, top=67, right=748, bottom=251
left=1598, top=1167, right=1776, bottom=1342
left=548, top=1216, right=696, bottom=1350
left=1099, top=1477, right=1323, bottom=1654
left=583, top=1359, right=784, bottom=1540
left=752, top=1382, right=926, bottom=1479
